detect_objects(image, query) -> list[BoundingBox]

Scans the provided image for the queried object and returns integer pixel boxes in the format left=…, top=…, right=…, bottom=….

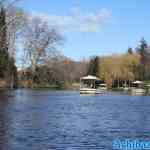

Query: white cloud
left=31, top=7, right=111, bottom=33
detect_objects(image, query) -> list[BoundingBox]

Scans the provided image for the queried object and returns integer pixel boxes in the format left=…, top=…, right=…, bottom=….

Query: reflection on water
left=0, top=89, right=150, bottom=150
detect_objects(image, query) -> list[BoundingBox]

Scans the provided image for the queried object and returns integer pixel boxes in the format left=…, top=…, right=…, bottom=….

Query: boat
left=131, top=81, right=146, bottom=95
left=80, top=75, right=105, bottom=94
left=146, top=84, right=150, bottom=94
left=80, top=88, right=97, bottom=94
left=98, top=83, right=107, bottom=90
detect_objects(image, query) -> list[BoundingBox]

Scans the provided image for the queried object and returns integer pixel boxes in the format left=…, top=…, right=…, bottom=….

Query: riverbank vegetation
left=0, top=1, right=150, bottom=89
left=18, top=38, right=150, bottom=89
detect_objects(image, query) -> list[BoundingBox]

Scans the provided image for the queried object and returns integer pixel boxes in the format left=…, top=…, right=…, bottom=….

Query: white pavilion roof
left=132, top=81, right=143, bottom=84
left=81, top=75, right=100, bottom=80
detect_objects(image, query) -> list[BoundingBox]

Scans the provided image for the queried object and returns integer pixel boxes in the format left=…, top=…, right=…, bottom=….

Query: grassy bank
left=19, top=81, right=80, bottom=90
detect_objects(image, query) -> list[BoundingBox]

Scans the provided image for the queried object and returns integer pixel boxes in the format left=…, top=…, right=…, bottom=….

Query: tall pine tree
left=136, top=38, right=148, bottom=80
left=87, top=56, right=100, bottom=77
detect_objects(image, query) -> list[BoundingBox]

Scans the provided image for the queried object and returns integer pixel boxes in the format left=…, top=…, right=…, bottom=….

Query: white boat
left=131, top=81, right=145, bottom=95
left=80, top=88, right=106, bottom=94
left=98, top=84, right=107, bottom=90
left=131, top=88, right=145, bottom=95
left=80, top=75, right=105, bottom=94
left=145, top=85, right=150, bottom=94
left=80, top=88, right=97, bottom=94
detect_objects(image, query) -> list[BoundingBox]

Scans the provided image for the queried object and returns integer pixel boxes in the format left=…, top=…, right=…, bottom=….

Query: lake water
left=0, top=90, right=150, bottom=150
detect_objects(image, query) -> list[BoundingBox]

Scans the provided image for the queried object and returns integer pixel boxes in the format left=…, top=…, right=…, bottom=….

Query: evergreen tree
left=127, top=47, right=133, bottom=54
left=136, top=38, right=148, bottom=80
left=87, top=56, right=100, bottom=77
left=137, top=38, right=148, bottom=63
left=0, top=7, right=18, bottom=88
left=0, top=7, right=9, bottom=78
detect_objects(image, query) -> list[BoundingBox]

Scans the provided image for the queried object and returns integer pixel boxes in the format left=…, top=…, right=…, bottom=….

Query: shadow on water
left=0, top=89, right=149, bottom=149
left=0, top=90, right=15, bottom=150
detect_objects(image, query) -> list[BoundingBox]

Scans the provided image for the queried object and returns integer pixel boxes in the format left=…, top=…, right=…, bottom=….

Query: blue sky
left=17, top=0, right=150, bottom=60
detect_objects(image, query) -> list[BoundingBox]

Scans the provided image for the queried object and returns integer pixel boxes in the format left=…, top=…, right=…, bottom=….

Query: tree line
left=88, top=38, right=150, bottom=88
left=0, top=2, right=88, bottom=89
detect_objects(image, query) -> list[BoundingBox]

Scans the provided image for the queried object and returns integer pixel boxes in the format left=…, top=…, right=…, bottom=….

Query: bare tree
left=7, top=7, right=26, bottom=57
left=22, top=17, right=62, bottom=82
left=0, top=0, right=21, bottom=8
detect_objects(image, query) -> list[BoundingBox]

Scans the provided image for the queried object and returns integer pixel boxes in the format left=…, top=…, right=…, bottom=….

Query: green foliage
left=137, top=38, right=148, bottom=57
left=87, top=56, right=100, bottom=77
left=136, top=38, right=150, bottom=80
left=0, top=7, right=17, bottom=88
left=99, top=54, right=140, bottom=88
left=0, top=7, right=9, bottom=78
left=127, top=47, right=133, bottom=54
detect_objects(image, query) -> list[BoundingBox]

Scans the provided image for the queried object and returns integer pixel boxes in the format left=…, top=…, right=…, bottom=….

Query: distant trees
left=136, top=38, right=150, bottom=80
left=99, top=54, right=140, bottom=88
left=19, top=56, right=88, bottom=88
left=98, top=38, right=150, bottom=88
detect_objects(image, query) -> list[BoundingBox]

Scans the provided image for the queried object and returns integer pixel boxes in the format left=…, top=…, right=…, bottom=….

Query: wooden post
left=80, top=78, right=81, bottom=89
left=118, top=78, right=120, bottom=88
